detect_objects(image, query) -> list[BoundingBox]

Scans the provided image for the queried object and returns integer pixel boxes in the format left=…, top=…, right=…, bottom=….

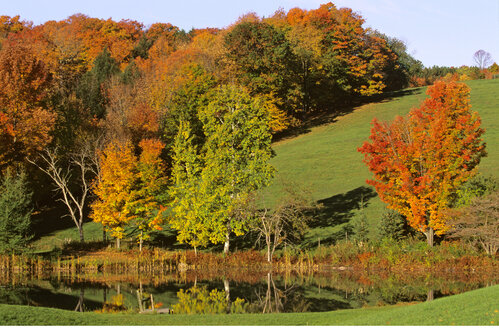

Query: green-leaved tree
left=0, top=169, right=33, bottom=253
left=169, top=85, right=275, bottom=254
left=169, top=121, right=210, bottom=253
left=200, top=85, right=275, bottom=254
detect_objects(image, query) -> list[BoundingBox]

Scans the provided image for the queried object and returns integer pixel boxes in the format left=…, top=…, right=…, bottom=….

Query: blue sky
left=2, top=0, right=498, bottom=68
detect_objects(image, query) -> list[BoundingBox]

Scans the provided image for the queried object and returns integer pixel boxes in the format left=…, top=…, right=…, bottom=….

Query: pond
left=0, top=269, right=494, bottom=314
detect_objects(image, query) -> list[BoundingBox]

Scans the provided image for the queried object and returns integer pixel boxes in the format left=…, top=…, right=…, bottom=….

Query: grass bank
left=0, top=284, right=497, bottom=325
left=3, top=239, right=497, bottom=275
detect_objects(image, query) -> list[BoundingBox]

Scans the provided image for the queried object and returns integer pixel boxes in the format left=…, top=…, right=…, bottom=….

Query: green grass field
left=31, top=79, right=499, bottom=251
left=0, top=284, right=497, bottom=325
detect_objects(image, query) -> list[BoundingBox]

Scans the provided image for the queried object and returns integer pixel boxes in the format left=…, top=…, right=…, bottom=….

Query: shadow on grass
left=312, top=186, right=377, bottom=229
left=30, top=206, right=76, bottom=241
left=273, top=88, right=423, bottom=143
left=301, top=186, right=377, bottom=246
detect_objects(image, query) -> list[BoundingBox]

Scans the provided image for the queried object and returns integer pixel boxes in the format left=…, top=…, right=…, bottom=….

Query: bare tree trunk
left=224, top=227, right=230, bottom=255
left=79, top=227, right=84, bottom=243
left=103, top=286, right=107, bottom=303
left=267, top=238, right=271, bottom=262
left=424, top=227, right=434, bottom=247
left=263, top=272, right=272, bottom=313
left=426, top=289, right=434, bottom=302
left=116, top=238, right=120, bottom=249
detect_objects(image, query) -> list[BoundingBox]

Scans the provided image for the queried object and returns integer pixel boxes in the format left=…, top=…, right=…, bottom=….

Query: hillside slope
left=264, top=79, right=499, bottom=245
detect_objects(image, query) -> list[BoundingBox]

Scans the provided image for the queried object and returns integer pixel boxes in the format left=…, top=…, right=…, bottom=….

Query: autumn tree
left=91, top=138, right=167, bottom=249
left=287, top=4, right=396, bottom=102
left=126, top=138, right=168, bottom=251
left=105, top=74, right=159, bottom=146
left=0, top=15, right=30, bottom=45
left=359, top=81, right=486, bottom=246
left=169, top=86, right=274, bottom=254
left=60, top=15, right=143, bottom=70
left=224, top=20, right=297, bottom=116
left=91, top=141, right=136, bottom=248
left=169, top=121, right=210, bottom=253
left=0, top=38, right=56, bottom=169
left=489, top=63, right=499, bottom=74
left=370, top=31, right=423, bottom=91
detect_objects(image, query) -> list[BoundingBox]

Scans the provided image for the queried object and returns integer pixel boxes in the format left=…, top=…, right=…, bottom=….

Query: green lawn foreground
left=0, top=284, right=497, bottom=325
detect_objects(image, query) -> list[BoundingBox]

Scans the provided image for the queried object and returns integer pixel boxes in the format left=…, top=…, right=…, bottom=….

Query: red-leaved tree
left=358, top=81, right=486, bottom=246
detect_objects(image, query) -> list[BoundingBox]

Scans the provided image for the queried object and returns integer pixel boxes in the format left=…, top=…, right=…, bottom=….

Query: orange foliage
left=146, top=22, right=181, bottom=42
left=0, top=15, right=31, bottom=44
left=0, top=37, right=56, bottom=168
left=105, top=77, right=159, bottom=143
left=47, top=14, right=144, bottom=71
left=284, top=2, right=396, bottom=97
left=359, top=81, right=486, bottom=239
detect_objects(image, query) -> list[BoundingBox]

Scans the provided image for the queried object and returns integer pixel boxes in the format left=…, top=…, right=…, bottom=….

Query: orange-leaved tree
left=0, top=37, right=56, bottom=170
left=358, top=81, right=486, bottom=246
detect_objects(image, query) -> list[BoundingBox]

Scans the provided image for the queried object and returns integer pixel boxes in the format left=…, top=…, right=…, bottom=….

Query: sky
left=2, top=0, right=498, bottom=68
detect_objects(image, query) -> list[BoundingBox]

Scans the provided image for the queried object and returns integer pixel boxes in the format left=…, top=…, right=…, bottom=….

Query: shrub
left=377, top=209, right=414, bottom=241
left=451, top=174, right=498, bottom=208
left=448, top=191, right=499, bottom=255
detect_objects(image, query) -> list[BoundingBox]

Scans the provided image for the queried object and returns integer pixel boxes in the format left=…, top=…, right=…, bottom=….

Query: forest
left=0, top=2, right=497, bottom=258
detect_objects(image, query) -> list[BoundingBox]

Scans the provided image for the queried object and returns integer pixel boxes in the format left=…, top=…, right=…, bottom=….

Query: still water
left=0, top=270, right=494, bottom=314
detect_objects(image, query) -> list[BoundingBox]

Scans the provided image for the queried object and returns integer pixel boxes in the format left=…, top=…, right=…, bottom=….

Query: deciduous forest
left=2, top=3, right=496, bottom=255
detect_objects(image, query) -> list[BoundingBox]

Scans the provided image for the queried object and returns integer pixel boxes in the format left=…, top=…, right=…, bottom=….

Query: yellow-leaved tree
left=91, top=138, right=167, bottom=249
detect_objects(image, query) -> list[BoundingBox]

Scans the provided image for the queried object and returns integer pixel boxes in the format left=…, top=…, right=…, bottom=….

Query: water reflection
left=74, top=289, right=84, bottom=312
left=248, top=272, right=308, bottom=313
left=172, top=284, right=246, bottom=314
left=0, top=269, right=495, bottom=314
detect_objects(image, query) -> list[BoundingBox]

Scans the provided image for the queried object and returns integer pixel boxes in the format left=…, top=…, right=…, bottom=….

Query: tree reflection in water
left=172, top=284, right=246, bottom=314
left=74, top=289, right=84, bottom=312
left=0, top=269, right=494, bottom=313
left=250, top=272, right=310, bottom=313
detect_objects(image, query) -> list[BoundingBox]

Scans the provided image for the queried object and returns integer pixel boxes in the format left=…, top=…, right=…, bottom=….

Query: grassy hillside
left=0, top=284, right=497, bottom=325
left=31, top=79, right=499, bottom=251
left=263, top=79, right=499, bottom=245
